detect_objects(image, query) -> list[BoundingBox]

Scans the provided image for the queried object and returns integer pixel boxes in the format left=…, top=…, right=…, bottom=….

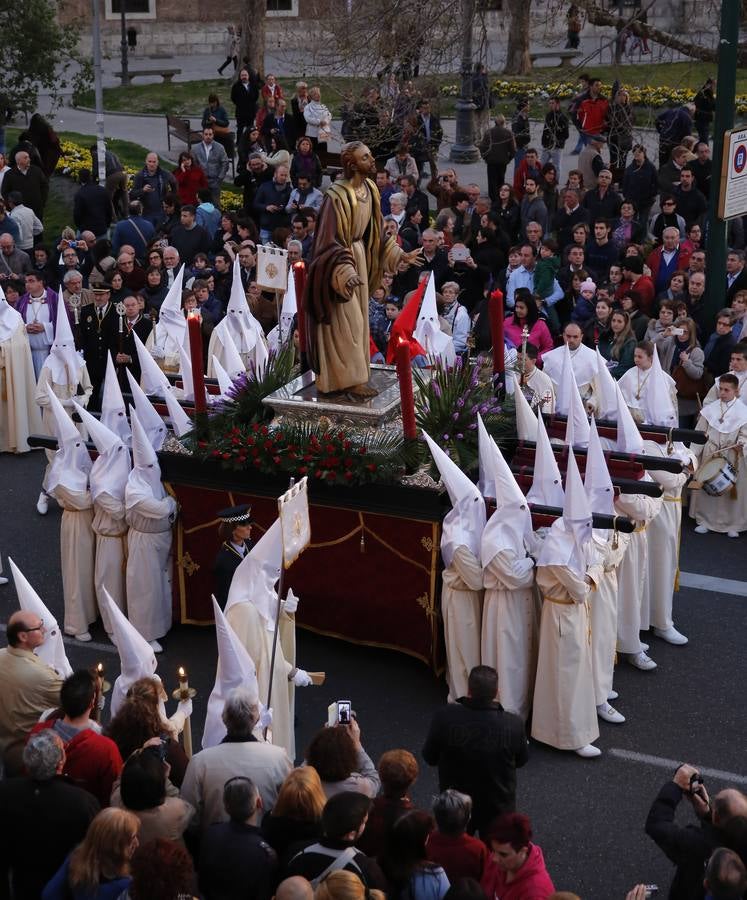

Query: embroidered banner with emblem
left=256, top=244, right=289, bottom=292
left=278, top=476, right=310, bottom=569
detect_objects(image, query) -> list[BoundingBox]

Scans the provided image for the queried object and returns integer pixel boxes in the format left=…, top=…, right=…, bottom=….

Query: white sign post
left=718, top=128, right=747, bottom=220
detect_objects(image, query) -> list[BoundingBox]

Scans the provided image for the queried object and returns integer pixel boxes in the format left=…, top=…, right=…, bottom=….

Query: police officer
left=213, top=505, right=253, bottom=608
left=79, top=284, right=119, bottom=411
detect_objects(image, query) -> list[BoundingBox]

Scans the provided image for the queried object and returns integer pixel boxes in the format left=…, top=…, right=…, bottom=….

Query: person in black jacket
left=422, top=666, right=528, bottom=837
left=213, top=505, right=253, bottom=608
left=79, top=284, right=120, bottom=411
left=622, top=145, right=659, bottom=228
left=645, top=763, right=747, bottom=900
left=231, top=67, right=262, bottom=157
left=73, top=169, right=113, bottom=239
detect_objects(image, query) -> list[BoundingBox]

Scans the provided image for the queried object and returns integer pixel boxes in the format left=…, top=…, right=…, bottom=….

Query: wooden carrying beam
left=542, top=413, right=706, bottom=445
left=516, top=440, right=685, bottom=474
left=529, top=504, right=635, bottom=532
left=512, top=468, right=663, bottom=498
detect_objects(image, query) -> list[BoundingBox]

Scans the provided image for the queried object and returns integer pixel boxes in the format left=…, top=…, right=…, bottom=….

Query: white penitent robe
left=0, top=321, right=42, bottom=453
left=92, top=494, right=128, bottom=634
left=590, top=533, right=627, bottom=707
left=146, top=326, right=182, bottom=374
left=481, top=549, right=537, bottom=721
left=519, top=367, right=556, bottom=415
left=53, top=485, right=97, bottom=636
left=613, top=492, right=662, bottom=653
left=226, top=601, right=297, bottom=761
left=531, top=564, right=601, bottom=751
left=125, top=495, right=177, bottom=641
left=35, top=367, right=93, bottom=488
left=206, top=327, right=250, bottom=377
left=689, top=418, right=747, bottom=534
left=441, top=546, right=483, bottom=703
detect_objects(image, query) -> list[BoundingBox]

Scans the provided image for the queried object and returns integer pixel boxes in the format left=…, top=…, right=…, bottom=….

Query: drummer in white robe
left=35, top=294, right=93, bottom=515
left=0, top=287, right=42, bottom=454
left=423, top=431, right=485, bottom=704
left=690, top=374, right=747, bottom=537
left=584, top=416, right=627, bottom=724
left=542, top=322, right=598, bottom=412
left=225, top=519, right=313, bottom=761
left=146, top=265, right=186, bottom=374
left=125, top=410, right=177, bottom=652
left=531, top=452, right=603, bottom=758
left=478, top=419, right=537, bottom=722
left=612, top=385, right=662, bottom=671
left=44, top=386, right=96, bottom=642
left=701, top=346, right=747, bottom=407
left=207, top=257, right=267, bottom=377
left=73, top=401, right=131, bottom=635
left=640, top=347, right=693, bottom=646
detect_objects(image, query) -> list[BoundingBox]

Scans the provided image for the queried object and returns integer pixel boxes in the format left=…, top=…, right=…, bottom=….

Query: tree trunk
left=503, top=0, right=532, bottom=74
left=239, top=0, right=266, bottom=74
left=574, top=0, right=747, bottom=66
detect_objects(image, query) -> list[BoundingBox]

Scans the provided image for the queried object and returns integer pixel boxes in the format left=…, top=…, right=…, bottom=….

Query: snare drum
left=697, top=457, right=738, bottom=497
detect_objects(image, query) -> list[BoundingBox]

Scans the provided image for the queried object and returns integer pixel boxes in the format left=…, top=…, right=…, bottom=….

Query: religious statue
left=305, top=141, right=422, bottom=397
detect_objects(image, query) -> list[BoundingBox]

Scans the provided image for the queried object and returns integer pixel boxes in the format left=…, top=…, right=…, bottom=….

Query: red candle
left=489, top=288, right=505, bottom=375
left=187, top=311, right=208, bottom=415
left=395, top=338, right=417, bottom=440
left=292, top=261, right=307, bottom=354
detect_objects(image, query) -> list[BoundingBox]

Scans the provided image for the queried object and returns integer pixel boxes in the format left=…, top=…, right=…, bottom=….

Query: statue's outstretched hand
left=402, top=247, right=424, bottom=268
left=344, top=274, right=365, bottom=298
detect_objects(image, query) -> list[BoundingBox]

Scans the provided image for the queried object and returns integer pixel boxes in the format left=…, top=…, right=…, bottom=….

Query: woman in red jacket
left=481, top=813, right=555, bottom=900
left=173, top=152, right=208, bottom=207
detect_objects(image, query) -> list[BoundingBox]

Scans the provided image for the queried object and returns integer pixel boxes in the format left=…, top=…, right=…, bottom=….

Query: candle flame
left=292, top=261, right=306, bottom=271
left=178, top=666, right=186, bottom=678
left=187, top=310, right=200, bottom=320
left=96, top=662, right=103, bottom=673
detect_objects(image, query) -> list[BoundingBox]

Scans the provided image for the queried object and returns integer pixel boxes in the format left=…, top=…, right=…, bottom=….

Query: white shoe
left=0, top=576, right=8, bottom=586
left=149, top=640, right=163, bottom=653
left=74, top=631, right=92, bottom=642
left=640, top=642, right=649, bottom=651
left=727, top=530, right=740, bottom=538
left=36, top=492, right=48, bottom=515
left=628, top=651, right=657, bottom=671
left=597, top=702, right=626, bottom=724
left=607, top=690, right=618, bottom=700
left=694, top=524, right=709, bottom=534
left=653, top=626, right=688, bottom=646
left=575, top=744, right=602, bottom=758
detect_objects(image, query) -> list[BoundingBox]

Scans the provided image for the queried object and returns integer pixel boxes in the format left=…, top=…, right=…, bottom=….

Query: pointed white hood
left=162, top=385, right=193, bottom=438
left=413, top=273, right=456, bottom=366
left=225, top=518, right=283, bottom=630
left=156, top=263, right=187, bottom=349
left=423, top=431, right=485, bottom=566
left=212, top=357, right=234, bottom=400
left=615, top=383, right=644, bottom=454
left=279, top=268, right=297, bottom=340
left=513, top=375, right=539, bottom=442
left=43, top=290, right=85, bottom=387
left=132, top=330, right=175, bottom=398
left=101, top=353, right=132, bottom=446
left=45, top=385, right=92, bottom=494
left=250, top=332, right=269, bottom=380
left=220, top=327, right=246, bottom=380
left=202, top=597, right=261, bottom=749
left=0, top=285, right=23, bottom=342
left=126, top=369, right=167, bottom=451
left=9, top=557, right=73, bottom=678
left=584, top=417, right=615, bottom=517
left=100, top=587, right=159, bottom=717
left=526, top=413, right=565, bottom=509
left=538, top=451, right=593, bottom=577
left=126, top=409, right=166, bottom=508
left=559, top=345, right=590, bottom=448
left=644, top=346, right=677, bottom=428
left=178, top=343, right=195, bottom=403
left=480, top=420, right=533, bottom=562
left=72, top=399, right=131, bottom=501
left=225, top=257, right=264, bottom=353
left=477, top=414, right=495, bottom=498
left=594, top=347, right=618, bottom=421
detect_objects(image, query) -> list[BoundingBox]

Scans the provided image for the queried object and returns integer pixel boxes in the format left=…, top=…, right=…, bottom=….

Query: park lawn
left=73, top=61, right=744, bottom=119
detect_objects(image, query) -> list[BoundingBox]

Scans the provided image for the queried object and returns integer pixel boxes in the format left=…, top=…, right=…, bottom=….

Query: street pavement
left=1, top=447, right=746, bottom=899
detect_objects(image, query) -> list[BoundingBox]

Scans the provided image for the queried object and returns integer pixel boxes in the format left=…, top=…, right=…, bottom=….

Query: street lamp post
left=120, top=2, right=130, bottom=85
left=91, top=0, right=107, bottom=184
left=449, top=0, right=479, bottom=163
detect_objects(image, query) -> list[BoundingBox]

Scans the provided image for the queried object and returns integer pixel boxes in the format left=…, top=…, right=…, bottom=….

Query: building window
left=105, top=0, right=157, bottom=20
left=266, top=0, right=298, bottom=16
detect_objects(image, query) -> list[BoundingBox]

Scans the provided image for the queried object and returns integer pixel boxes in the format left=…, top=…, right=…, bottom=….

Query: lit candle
left=489, top=289, right=505, bottom=376
left=395, top=338, right=417, bottom=440
left=187, top=311, right=208, bottom=417
left=175, top=666, right=193, bottom=758
left=178, top=666, right=188, bottom=691
left=292, top=261, right=308, bottom=368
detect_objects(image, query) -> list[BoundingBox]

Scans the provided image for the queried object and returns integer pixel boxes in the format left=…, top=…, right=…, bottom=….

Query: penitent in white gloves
left=293, top=668, right=313, bottom=687
left=259, top=705, right=273, bottom=728
left=513, top=557, right=535, bottom=578
left=177, top=698, right=193, bottom=719
left=283, top=589, right=300, bottom=615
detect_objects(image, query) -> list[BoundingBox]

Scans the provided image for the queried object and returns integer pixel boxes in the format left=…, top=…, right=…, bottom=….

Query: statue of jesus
left=305, top=141, right=422, bottom=397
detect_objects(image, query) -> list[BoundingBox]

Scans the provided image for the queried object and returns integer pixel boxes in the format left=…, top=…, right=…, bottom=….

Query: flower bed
left=54, top=139, right=244, bottom=209
left=440, top=80, right=747, bottom=114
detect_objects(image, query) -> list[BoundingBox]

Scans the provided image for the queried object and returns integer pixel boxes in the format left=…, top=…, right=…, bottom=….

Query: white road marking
left=678, top=571, right=747, bottom=597
left=0, top=624, right=119, bottom=655
left=609, top=748, right=747, bottom=785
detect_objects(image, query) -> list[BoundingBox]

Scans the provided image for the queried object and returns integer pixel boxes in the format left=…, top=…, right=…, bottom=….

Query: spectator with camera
left=645, top=763, right=747, bottom=900
left=305, top=714, right=380, bottom=799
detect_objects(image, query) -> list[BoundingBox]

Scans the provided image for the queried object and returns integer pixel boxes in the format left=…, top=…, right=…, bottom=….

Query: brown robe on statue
left=304, top=178, right=404, bottom=393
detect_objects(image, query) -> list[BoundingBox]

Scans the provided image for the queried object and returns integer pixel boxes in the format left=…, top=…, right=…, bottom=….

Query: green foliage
left=0, top=1, right=92, bottom=114
left=414, top=359, right=515, bottom=476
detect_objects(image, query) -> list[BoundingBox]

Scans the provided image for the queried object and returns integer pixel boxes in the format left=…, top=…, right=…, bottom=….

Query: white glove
left=292, top=668, right=313, bottom=687
left=177, top=698, right=193, bottom=719
left=259, top=705, right=273, bottom=728
left=150, top=346, right=165, bottom=360
left=61, top=398, right=75, bottom=408
left=283, top=589, right=299, bottom=615
left=97, top=692, right=106, bottom=712
left=512, top=557, right=535, bottom=578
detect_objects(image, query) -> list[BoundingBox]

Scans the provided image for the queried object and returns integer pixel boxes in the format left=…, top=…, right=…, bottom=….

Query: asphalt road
left=1, top=448, right=746, bottom=900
